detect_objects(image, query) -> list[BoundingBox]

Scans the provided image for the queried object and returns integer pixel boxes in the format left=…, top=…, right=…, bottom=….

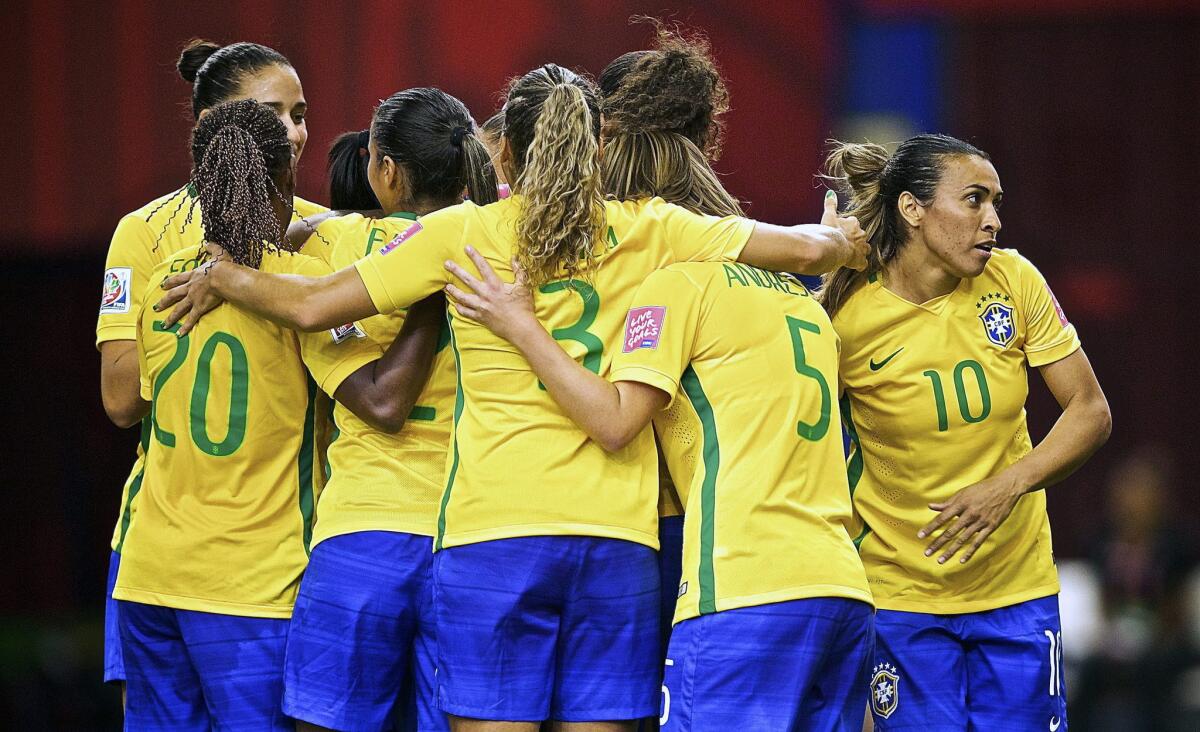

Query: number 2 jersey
left=113, top=249, right=380, bottom=618
left=96, top=187, right=329, bottom=555
left=611, top=262, right=872, bottom=624
left=307, top=212, right=455, bottom=544
left=833, top=248, right=1081, bottom=614
left=352, top=195, right=754, bottom=551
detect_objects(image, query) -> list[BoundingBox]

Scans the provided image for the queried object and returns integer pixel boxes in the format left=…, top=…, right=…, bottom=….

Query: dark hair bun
left=178, top=39, right=222, bottom=83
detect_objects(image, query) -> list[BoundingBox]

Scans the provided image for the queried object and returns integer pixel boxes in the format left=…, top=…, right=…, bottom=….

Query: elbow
left=103, top=398, right=146, bottom=429
left=595, top=425, right=638, bottom=453
left=1094, top=398, right=1113, bottom=446
left=361, top=401, right=409, bottom=434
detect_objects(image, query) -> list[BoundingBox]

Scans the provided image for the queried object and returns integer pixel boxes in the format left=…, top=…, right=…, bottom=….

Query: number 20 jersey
left=114, top=249, right=380, bottom=618
left=833, top=248, right=1080, bottom=614
left=352, top=195, right=754, bottom=551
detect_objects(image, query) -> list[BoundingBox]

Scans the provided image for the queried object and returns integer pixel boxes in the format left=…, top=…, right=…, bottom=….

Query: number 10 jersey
left=833, top=248, right=1080, bottom=614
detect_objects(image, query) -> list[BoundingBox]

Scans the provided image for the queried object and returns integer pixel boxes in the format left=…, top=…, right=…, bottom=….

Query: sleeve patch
left=623, top=306, right=667, bottom=353
left=100, top=267, right=132, bottom=314
left=330, top=323, right=367, bottom=344
left=1045, top=283, right=1069, bottom=327
left=378, top=221, right=424, bottom=255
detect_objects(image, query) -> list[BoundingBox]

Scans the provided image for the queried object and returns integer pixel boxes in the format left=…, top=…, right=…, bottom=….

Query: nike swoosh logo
left=1050, top=717, right=1061, bottom=731
left=869, top=348, right=904, bottom=371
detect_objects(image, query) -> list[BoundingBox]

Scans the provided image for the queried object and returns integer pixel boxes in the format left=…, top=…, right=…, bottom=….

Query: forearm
left=739, top=223, right=850, bottom=275
left=367, top=302, right=442, bottom=431
left=99, top=341, right=150, bottom=428
left=210, top=260, right=372, bottom=332
left=1005, top=393, right=1112, bottom=494
left=507, top=320, right=642, bottom=451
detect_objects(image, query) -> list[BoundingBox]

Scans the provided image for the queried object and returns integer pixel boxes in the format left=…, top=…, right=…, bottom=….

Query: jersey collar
left=386, top=211, right=418, bottom=221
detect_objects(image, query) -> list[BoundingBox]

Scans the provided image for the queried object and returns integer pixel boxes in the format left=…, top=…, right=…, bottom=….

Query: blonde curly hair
left=503, top=64, right=605, bottom=287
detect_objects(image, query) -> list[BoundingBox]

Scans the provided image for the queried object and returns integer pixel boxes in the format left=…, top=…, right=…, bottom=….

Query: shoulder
left=115, top=187, right=194, bottom=235
left=293, top=196, right=330, bottom=219
left=263, top=250, right=332, bottom=277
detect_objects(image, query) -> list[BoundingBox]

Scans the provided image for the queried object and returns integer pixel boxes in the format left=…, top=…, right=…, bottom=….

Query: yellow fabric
left=833, top=248, right=1081, bottom=614
left=352, top=195, right=754, bottom=550
left=611, top=262, right=872, bottom=623
left=309, top=213, right=454, bottom=544
left=97, top=190, right=328, bottom=551
left=114, top=249, right=378, bottom=618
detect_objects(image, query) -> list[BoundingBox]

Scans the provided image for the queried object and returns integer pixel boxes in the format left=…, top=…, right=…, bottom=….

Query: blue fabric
left=118, top=600, right=291, bottom=731
left=282, top=530, right=444, bottom=732
left=104, top=550, right=125, bottom=683
left=661, top=597, right=874, bottom=731
left=658, top=515, right=685, bottom=656
left=433, top=535, right=660, bottom=722
left=872, top=595, right=1067, bottom=731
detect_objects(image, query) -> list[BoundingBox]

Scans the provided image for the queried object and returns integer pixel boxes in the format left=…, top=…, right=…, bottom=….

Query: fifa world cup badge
left=977, top=292, right=1016, bottom=347
left=870, top=663, right=900, bottom=719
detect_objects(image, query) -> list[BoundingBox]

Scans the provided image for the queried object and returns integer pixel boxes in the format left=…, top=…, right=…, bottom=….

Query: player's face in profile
left=921, top=154, right=1003, bottom=278
left=235, top=65, right=309, bottom=165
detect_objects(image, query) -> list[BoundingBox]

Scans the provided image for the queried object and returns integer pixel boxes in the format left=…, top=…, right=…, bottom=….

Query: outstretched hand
left=821, top=190, right=869, bottom=271
left=443, top=246, right=536, bottom=343
left=152, top=242, right=229, bottom=336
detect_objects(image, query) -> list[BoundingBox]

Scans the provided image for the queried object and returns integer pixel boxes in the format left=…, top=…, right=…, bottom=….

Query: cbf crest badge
left=977, top=292, right=1016, bottom=347
left=870, top=663, right=900, bottom=719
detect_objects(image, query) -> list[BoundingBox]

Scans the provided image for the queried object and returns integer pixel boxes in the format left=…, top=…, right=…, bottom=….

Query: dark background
left=2, top=0, right=1197, bottom=727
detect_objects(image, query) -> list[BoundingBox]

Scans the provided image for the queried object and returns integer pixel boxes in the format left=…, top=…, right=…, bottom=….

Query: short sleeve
left=610, top=268, right=705, bottom=407
left=96, top=214, right=160, bottom=347
left=286, top=254, right=385, bottom=395
left=1012, top=251, right=1080, bottom=367
left=353, top=207, right=462, bottom=314
left=655, top=199, right=756, bottom=264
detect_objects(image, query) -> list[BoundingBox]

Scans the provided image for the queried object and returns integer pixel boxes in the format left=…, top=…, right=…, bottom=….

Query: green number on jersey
left=150, top=324, right=250, bottom=456
left=536, top=279, right=603, bottom=390
left=189, top=332, right=250, bottom=456
left=785, top=316, right=832, bottom=442
left=924, top=359, right=991, bottom=431
left=150, top=321, right=188, bottom=447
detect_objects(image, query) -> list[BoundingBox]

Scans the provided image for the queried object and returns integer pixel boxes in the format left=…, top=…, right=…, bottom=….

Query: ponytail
left=459, top=132, right=498, bottom=206
left=190, top=100, right=293, bottom=269
left=505, top=66, right=605, bottom=287
left=818, top=134, right=991, bottom=317
left=327, top=130, right=380, bottom=211
left=602, top=130, right=742, bottom=217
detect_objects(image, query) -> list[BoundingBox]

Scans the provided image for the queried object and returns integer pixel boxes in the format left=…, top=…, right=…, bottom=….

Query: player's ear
left=897, top=190, right=923, bottom=229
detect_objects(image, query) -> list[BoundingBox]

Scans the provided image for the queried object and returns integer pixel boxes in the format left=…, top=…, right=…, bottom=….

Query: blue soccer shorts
left=433, top=535, right=660, bottom=722
left=661, top=597, right=874, bottom=731
left=282, top=530, right=444, bottom=732
left=103, top=550, right=124, bottom=683
left=871, top=594, right=1067, bottom=731
left=658, top=515, right=685, bottom=658
left=119, top=600, right=291, bottom=731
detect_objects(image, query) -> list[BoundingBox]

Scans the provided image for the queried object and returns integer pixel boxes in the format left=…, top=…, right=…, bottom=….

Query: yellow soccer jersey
left=352, top=195, right=754, bottom=550
left=834, top=248, right=1080, bottom=614
left=114, top=249, right=379, bottom=618
left=611, top=262, right=872, bottom=624
left=97, top=189, right=329, bottom=552
left=309, top=213, right=455, bottom=543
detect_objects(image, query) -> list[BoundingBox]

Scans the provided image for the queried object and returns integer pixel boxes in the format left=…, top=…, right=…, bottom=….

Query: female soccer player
left=154, top=63, right=866, bottom=730
left=115, top=99, right=442, bottom=730
left=821, top=135, right=1111, bottom=730
left=95, top=38, right=326, bottom=691
left=597, top=27, right=743, bottom=672
left=442, top=189, right=874, bottom=730
left=327, top=129, right=382, bottom=211
left=282, top=87, right=495, bottom=732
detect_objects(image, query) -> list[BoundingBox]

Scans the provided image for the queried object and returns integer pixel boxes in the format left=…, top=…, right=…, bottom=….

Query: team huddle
left=96, top=28, right=1112, bottom=732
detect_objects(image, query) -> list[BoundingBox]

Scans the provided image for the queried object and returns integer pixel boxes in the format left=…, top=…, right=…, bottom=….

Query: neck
left=883, top=239, right=960, bottom=304
left=384, top=196, right=457, bottom=218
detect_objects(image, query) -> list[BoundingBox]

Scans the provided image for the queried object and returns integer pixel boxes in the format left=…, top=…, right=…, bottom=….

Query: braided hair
left=188, top=99, right=293, bottom=269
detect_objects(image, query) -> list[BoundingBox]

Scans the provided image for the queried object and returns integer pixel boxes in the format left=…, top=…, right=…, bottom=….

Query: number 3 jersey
left=611, top=263, right=872, bottom=625
left=114, top=249, right=381, bottom=618
left=832, top=248, right=1080, bottom=614
left=352, top=195, right=754, bottom=551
